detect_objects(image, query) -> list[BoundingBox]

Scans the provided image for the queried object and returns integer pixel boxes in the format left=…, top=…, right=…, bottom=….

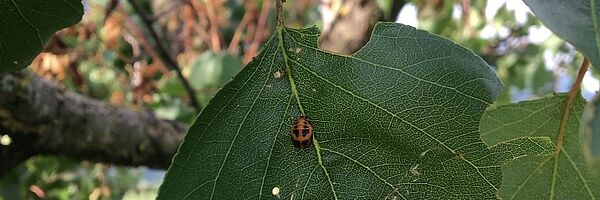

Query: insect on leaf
left=158, top=22, right=553, bottom=199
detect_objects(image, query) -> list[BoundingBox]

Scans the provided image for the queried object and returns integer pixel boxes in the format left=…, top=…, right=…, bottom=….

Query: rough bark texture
left=319, top=0, right=380, bottom=55
left=0, top=71, right=187, bottom=177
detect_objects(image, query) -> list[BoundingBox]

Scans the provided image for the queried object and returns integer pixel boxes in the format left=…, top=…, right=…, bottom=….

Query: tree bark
left=0, top=71, right=187, bottom=177
left=319, top=0, right=406, bottom=55
left=319, top=0, right=380, bottom=55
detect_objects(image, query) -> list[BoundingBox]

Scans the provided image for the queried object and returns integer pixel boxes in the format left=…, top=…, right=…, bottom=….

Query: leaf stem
left=277, top=31, right=305, bottom=115
left=275, top=0, right=305, bottom=115
left=276, top=0, right=284, bottom=27
left=557, top=58, right=588, bottom=149
left=550, top=58, right=588, bottom=199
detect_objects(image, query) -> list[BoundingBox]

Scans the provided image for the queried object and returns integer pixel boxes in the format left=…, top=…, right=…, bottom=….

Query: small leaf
left=158, top=22, right=547, bottom=199
left=523, top=0, right=600, bottom=70
left=0, top=0, right=83, bottom=72
left=481, top=94, right=600, bottom=199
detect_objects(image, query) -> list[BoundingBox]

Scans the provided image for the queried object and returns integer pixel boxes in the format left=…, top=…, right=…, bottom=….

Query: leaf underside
left=158, top=22, right=550, bottom=199
left=0, top=0, right=83, bottom=72
left=524, top=0, right=600, bottom=70
left=481, top=95, right=600, bottom=199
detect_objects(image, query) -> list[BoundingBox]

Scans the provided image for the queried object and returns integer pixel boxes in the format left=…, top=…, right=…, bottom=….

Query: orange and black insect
left=290, top=116, right=313, bottom=149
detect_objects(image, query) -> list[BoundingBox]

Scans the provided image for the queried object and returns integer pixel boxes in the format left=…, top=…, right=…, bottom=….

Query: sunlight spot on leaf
left=419, top=149, right=431, bottom=158
left=273, top=71, right=283, bottom=79
left=272, top=186, right=280, bottom=197
left=1, top=134, right=12, bottom=146
left=410, top=164, right=421, bottom=176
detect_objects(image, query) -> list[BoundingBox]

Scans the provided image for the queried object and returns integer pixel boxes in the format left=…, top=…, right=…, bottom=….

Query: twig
left=121, top=10, right=169, bottom=74
left=244, top=0, right=271, bottom=63
left=276, top=0, right=284, bottom=27
left=187, top=0, right=214, bottom=51
left=103, top=0, right=119, bottom=24
left=204, top=0, right=223, bottom=52
left=127, top=0, right=201, bottom=112
left=460, top=0, right=473, bottom=37
left=228, top=4, right=252, bottom=54
left=557, top=58, right=589, bottom=148
left=152, top=0, right=185, bottom=20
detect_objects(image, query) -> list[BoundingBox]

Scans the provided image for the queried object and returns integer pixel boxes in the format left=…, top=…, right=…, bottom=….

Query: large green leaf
left=0, top=0, right=83, bottom=72
left=158, top=22, right=553, bottom=199
left=523, top=0, right=600, bottom=70
left=481, top=94, right=600, bottom=199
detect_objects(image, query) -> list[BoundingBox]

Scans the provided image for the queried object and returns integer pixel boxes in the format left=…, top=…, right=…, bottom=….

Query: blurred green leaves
left=187, top=52, right=242, bottom=97
left=0, top=0, right=83, bottom=72
left=524, top=0, right=600, bottom=71
left=0, top=156, right=148, bottom=200
left=156, top=52, right=242, bottom=122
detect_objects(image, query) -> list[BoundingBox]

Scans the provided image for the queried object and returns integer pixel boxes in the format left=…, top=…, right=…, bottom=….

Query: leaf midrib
left=277, top=26, right=339, bottom=200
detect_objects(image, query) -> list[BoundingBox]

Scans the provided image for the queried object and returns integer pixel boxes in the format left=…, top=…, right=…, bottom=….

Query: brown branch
left=244, top=0, right=271, bottom=63
left=276, top=0, right=284, bottom=27
left=152, top=0, right=185, bottom=21
left=557, top=58, right=589, bottom=148
left=127, top=0, right=202, bottom=112
left=186, top=0, right=213, bottom=51
left=0, top=71, right=187, bottom=177
left=121, top=9, right=169, bottom=74
left=204, top=0, right=223, bottom=52
left=460, top=0, right=473, bottom=37
left=228, top=3, right=253, bottom=54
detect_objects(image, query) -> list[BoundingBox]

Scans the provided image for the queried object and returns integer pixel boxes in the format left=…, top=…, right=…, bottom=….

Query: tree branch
left=0, top=71, right=187, bottom=177
left=127, top=0, right=202, bottom=112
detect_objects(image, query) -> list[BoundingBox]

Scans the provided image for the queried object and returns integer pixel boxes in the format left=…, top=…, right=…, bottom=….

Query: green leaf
left=523, top=0, right=600, bottom=70
left=583, top=95, right=600, bottom=173
left=0, top=0, right=83, bottom=72
left=158, top=22, right=548, bottom=199
left=481, top=94, right=600, bottom=199
left=584, top=96, right=600, bottom=157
